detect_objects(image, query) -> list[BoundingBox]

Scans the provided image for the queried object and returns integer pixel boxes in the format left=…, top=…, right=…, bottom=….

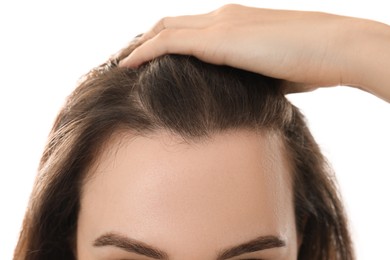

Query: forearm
left=343, top=18, right=390, bottom=102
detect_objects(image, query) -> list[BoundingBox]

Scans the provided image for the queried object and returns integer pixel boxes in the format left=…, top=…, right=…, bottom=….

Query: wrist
left=340, top=17, right=390, bottom=101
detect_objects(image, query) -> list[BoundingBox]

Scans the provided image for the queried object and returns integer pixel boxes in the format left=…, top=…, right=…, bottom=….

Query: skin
left=77, top=129, right=300, bottom=260
left=119, top=4, right=390, bottom=102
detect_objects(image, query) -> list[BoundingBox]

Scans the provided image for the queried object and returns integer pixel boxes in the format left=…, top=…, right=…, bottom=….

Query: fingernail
left=118, top=56, right=136, bottom=68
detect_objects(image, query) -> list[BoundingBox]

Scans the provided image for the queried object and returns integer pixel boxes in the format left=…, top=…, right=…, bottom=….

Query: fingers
left=138, top=13, right=211, bottom=44
left=119, top=12, right=213, bottom=67
left=119, top=29, right=208, bottom=68
left=119, top=5, right=246, bottom=68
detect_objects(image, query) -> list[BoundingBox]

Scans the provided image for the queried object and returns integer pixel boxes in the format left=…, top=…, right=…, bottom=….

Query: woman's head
left=14, top=42, right=353, bottom=259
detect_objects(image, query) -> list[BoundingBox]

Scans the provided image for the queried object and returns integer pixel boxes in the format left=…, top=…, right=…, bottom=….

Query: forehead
left=79, top=129, right=295, bottom=253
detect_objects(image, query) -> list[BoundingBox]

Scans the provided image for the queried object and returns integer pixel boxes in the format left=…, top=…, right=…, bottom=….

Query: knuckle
left=210, top=4, right=244, bottom=25
left=215, top=4, right=241, bottom=14
left=156, top=29, right=172, bottom=41
left=159, top=17, right=167, bottom=27
left=154, top=16, right=171, bottom=32
left=160, top=16, right=173, bottom=28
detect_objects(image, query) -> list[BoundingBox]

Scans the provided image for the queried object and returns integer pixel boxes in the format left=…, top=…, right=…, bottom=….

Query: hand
left=120, top=4, right=390, bottom=101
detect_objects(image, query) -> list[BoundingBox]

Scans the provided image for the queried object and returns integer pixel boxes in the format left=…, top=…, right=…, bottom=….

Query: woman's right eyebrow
left=93, top=232, right=286, bottom=260
left=93, top=232, right=168, bottom=259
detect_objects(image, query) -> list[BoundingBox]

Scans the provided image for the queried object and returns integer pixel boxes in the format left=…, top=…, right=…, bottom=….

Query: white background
left=1, top=1, right=389, bottom=259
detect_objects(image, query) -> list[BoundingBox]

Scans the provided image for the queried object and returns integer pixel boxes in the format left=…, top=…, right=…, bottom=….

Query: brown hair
left=14, top=41, right=354, bottom=259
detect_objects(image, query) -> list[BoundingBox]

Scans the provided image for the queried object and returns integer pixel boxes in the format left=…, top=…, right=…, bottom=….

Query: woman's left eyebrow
left=217, top=235, right=286, bottom=260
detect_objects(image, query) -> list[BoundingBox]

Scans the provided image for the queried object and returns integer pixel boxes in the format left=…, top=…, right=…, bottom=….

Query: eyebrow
left=93, top=233, right=286, bottom=260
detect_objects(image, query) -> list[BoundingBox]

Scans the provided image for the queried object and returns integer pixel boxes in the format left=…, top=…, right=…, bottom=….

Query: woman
left=14, top=4, right=389, bottom=260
